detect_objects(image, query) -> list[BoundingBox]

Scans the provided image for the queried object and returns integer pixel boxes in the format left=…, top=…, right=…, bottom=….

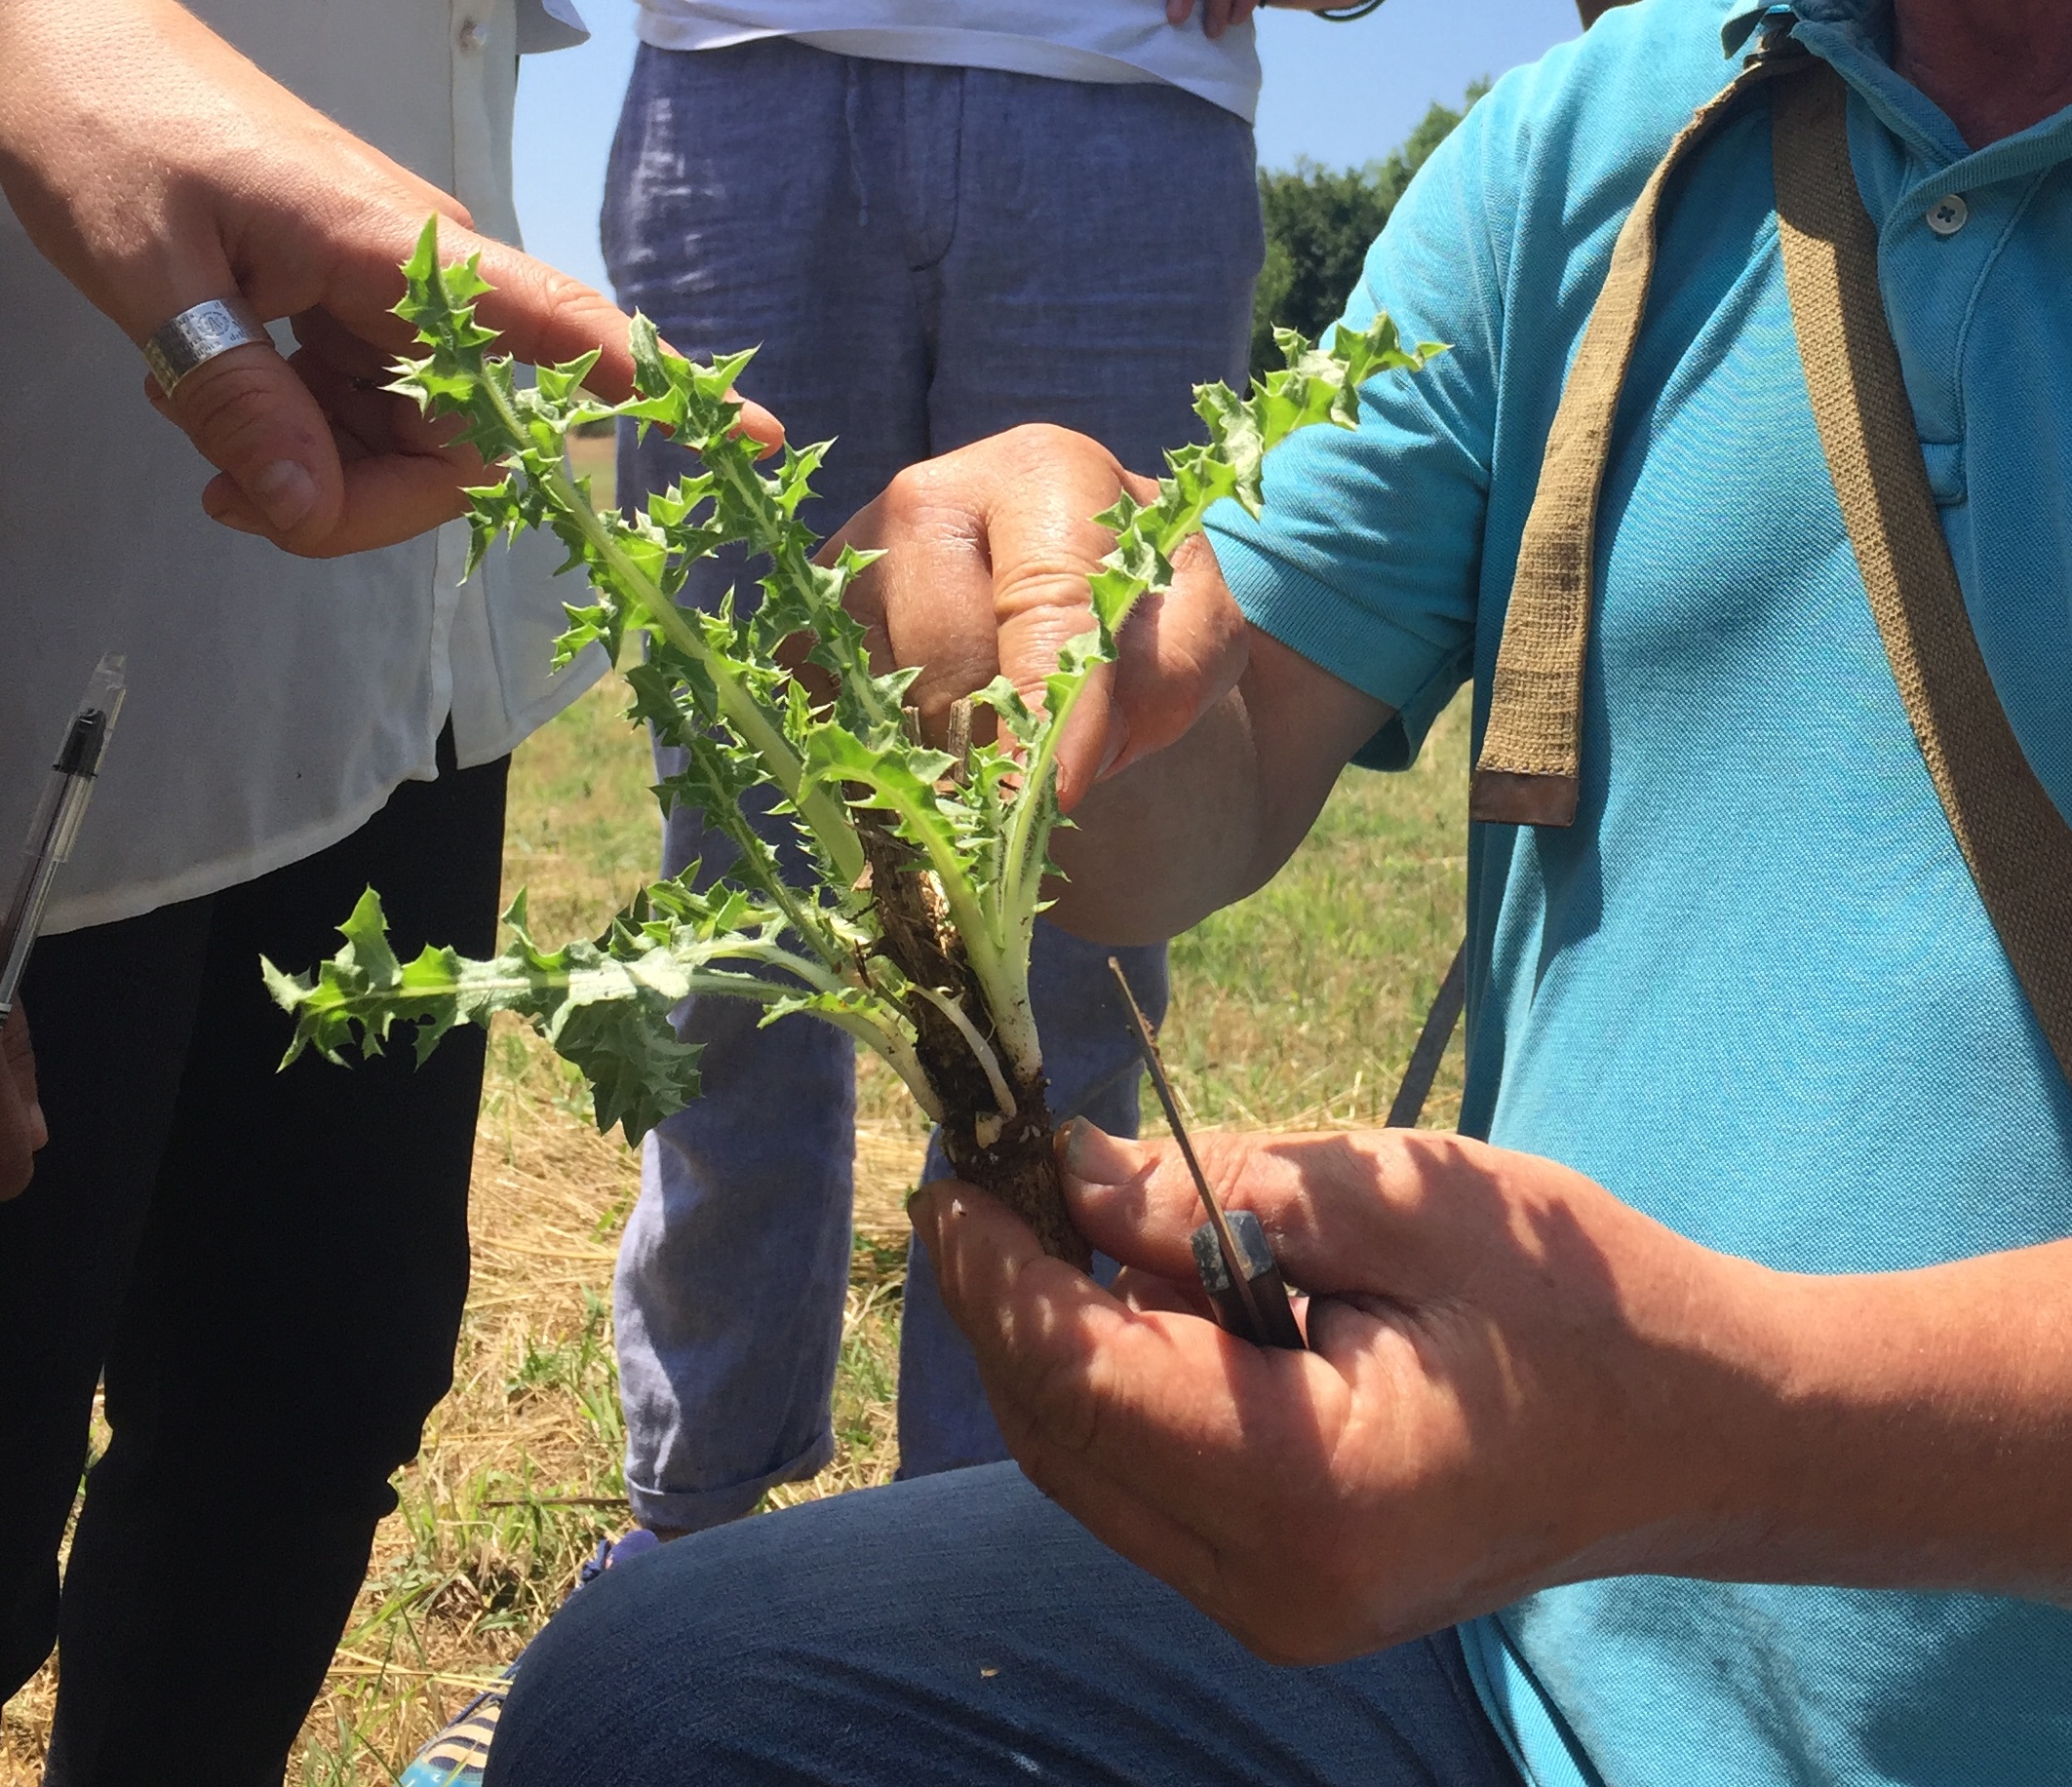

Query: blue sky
left=511, top=0, right=1583, bottom=294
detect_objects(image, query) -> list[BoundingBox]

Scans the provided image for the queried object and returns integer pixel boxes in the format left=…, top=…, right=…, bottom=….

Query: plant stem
left=807, top=1009, right=945, bottom=1122
left=835, top=754, right=1040, bottom=1079
left=670, top=738, right=854, bottom=972
left=471, top=359, right=866, bottom=887
left=709, top=452, right=898, bottom=735
left=915, top=984, right=1018, bottom=1122
left=535, top=459, right=865, bottom=887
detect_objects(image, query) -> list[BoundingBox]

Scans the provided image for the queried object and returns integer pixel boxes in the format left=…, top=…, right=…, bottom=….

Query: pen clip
left=0, top=653, right=127, bottom=1016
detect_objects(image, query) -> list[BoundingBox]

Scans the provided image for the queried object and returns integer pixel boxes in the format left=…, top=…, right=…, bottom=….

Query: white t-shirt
left=633, top=1, right=1264, bottom=122
left=0, top=0, right=605, bottom=935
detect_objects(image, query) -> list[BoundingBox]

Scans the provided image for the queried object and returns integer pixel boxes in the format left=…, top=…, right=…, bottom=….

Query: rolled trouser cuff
left=624, top=1426, right=838, bottom=1534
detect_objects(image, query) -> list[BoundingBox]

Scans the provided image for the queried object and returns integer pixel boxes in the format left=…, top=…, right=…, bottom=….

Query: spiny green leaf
left=280, top=218, right=1434, bottom=1157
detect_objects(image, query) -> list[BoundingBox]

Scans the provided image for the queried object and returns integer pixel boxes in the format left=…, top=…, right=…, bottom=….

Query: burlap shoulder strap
left=1400, top=34, right=2072, bottom=1121
left=1395, top=38, right=1806, bottom=1127
left=1772, top=59, right=2072, bottom=1082
left=1467, top=41, right=1805, bottom=827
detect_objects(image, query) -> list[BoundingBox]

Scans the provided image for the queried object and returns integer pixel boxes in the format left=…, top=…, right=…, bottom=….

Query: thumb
left=152, top=336, right=342, bottom=547
left=1059, top=1121, right=1217, bottom=1278
left=1050, top=657, right=1124, bottom=814
left=1062, top=1121, right=1441, bottom=1299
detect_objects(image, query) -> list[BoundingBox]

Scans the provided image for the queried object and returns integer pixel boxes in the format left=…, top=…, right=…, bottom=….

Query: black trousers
left=0, top=747, right=508, bottom=1785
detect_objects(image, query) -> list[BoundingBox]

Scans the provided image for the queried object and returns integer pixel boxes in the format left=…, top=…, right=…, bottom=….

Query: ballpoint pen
left=0, top=653, right=127, bottom=1020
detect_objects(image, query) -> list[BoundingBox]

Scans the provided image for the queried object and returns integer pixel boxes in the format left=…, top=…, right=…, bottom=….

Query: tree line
left=1250, top=86, right=1487, bottom=380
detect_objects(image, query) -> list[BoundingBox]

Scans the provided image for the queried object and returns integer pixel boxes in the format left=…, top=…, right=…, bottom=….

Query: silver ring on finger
left=141, top=297, right=272, bottom=398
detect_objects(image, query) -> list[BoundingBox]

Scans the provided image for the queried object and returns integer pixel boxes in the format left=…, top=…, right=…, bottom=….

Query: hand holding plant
left=268, top=219, right=1433, bottom=1262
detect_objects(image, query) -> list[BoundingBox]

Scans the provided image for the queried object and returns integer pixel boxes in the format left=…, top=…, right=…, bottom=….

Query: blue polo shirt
left=1205, top=1, right=2072, bottom=1781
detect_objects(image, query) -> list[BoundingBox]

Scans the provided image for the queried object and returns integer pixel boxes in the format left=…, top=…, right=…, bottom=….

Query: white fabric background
left=0, top=0, right=605, bottom=935
left=633, top=0, right=1264, bottom=120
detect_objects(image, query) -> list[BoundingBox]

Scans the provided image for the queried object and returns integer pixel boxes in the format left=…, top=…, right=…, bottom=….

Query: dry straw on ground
left=1, top=659, right=1466, bottom=1784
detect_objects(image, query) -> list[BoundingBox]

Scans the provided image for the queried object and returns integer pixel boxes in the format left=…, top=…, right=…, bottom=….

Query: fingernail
left=201, top=488, right=264, bottom=533
left=27, top=1103, right=47, bottom=1151
left=906, top=1184, right=940, bottom=1238
left=1062, top=1118, right=1143, bottom=1187
left=250, top=460, right=318, bottom=531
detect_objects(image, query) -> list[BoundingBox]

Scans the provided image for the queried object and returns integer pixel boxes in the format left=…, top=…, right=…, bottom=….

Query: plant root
left=857, top=818, right=1088, bottom=1268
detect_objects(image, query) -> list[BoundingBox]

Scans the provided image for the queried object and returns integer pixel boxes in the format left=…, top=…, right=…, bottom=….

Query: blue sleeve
left=1205, top=73, right=1521, bottom=771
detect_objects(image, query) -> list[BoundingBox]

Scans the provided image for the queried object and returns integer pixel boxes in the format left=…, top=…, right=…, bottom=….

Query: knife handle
left=1191, top=1209, right=1307, bottom=1350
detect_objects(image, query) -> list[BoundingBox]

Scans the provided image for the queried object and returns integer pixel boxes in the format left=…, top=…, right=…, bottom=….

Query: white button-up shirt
left=0, top=0, right=603, bottom=935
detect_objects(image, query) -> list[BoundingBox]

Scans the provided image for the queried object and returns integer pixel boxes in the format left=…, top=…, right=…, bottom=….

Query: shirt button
left=457, top=17, right=488, bottom=50
left=1925, top=194, right=1969, bottom=236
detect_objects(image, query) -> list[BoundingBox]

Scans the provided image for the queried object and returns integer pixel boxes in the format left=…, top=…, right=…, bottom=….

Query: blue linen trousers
left=601, top=38, right=1265, bottom=1528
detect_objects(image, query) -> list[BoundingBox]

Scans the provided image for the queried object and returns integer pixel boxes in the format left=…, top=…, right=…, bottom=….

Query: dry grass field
left=0, top=455, right=1468, bottom=1778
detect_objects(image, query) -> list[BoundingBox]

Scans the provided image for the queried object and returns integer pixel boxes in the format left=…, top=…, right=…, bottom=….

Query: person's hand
left=917, top=1119, right=2072, bottom=1655
left=909, top=1120, right=1786, bottom=1664
left=1166, top=0, right=1366, bottom=41
left=0, top=0, right=778, bottom=558
left=828, top=425, right=1251, bottom=813
left=1166, top=0, right=1261, bottom=37
left=832, top=424, right=1381, bottom=945
left=1, top=1004, right=47, bottom=1201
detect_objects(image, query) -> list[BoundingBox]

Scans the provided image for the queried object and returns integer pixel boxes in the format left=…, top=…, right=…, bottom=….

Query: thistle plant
left=268, top=219, right=1432, bottom=1262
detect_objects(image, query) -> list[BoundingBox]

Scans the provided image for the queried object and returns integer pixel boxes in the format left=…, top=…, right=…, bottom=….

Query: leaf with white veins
left=278, top=221, right=1437, bottom=1155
